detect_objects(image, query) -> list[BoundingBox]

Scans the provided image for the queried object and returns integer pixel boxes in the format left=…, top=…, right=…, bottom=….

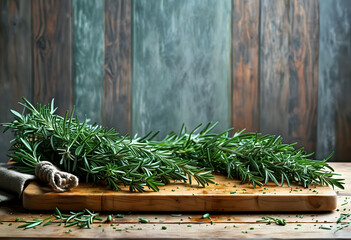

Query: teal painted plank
left=132, top=0, right=231, bottom=138
left=73, top=0, right=104, bottom=124
left=317, top=0, right=351, bottom=161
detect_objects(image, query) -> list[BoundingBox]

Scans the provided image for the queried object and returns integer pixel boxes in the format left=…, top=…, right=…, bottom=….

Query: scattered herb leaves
left=256, top=216, right=286, bottom=226
left=16, top=208, right=102, bottom=230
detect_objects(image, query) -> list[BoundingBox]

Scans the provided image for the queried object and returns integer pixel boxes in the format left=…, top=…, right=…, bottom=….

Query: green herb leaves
left=54, top=208, right=102, bottom=229
left=256, top=216, right=286, bottom=226
left=16, top=208, right=102, bottom=230
left=138, top=217, right=149, bottom=223
left=2, top=98, right=214, bottom=192
left=17, top=216, right=52, bottom=229
left=2, top=98, right=344, bottom=192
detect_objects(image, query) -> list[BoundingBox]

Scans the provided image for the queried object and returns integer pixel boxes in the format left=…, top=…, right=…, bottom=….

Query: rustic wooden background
left=0, top=0, right=350, bottom=163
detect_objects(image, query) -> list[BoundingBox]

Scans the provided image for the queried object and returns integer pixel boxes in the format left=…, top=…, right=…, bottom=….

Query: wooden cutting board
left=23, top=174, right=337, bottom=212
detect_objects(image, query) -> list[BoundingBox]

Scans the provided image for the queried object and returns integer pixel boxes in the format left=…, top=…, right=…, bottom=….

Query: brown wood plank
left=336, top=113, right=351, bottom=162
left=32, top=0, right=73, bottom=115
left=0, top=0, right=32, bottom=163
left=102, top=0, right=132, bottom=136
left=260, top=0, right=319, bottom=153
left=260, top=0, right=290, bottom=142
left=288, top=0, right=319, bottom=153
left=232, top=0, right=260, bottom=133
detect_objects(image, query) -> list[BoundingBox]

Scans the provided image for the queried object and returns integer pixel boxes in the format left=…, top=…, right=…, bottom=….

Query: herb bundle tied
left=1, top=98, right=344, bottom=192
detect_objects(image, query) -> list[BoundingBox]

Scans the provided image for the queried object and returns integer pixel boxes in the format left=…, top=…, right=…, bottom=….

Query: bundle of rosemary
left=1, top=98, right=344, bottom=192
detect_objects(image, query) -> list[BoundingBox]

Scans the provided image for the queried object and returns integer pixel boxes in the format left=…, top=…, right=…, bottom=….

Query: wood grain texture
left=0, top=0, right=32, bottom=163
left=232, top=0, right=260, bottom=133
left=2, top=222, right=350, bottom=239
left=260, top=0, right=319, bottom=153
left=32, top=0, right=73, bottom=115
left=73, top=0, right=104, bottom=124
left=260, top=0, right=290, bottom=141
left=132, top=0, right=231, bottom=139
left=23, top=174, right=336, bottom=212
left=317, top=0, right=351, bottom=162
left=0, top=223, right=349, bottom=239
left=102, top=0, right=132, bottom=136
left=288, top=0, right=319, bottom=152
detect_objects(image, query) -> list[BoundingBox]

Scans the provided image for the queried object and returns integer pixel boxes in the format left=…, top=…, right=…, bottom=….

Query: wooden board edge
left=100, top=194, right=337, bottom=212
left=22, top=184, right=104, bottom=211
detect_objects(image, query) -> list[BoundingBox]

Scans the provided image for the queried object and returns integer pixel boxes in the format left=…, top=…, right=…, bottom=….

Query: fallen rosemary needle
left=17, top=215, right=53, bottom=230
left=2, top=98, right=345, bottom=192
left=336, top=213, right=351, bottom=224
left=138, top=217, right=150, bottom=223
left=335, top=213, right=351, bottom=233
left=202, top=213, right=213, bottom=225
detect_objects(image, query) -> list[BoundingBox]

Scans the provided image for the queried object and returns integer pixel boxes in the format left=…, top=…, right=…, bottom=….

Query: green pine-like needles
left=1, top=98, right=345, bottom=192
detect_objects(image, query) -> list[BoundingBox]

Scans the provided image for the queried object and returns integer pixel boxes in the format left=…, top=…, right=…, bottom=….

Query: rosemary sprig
left=336, top=213, right=351, bottom=224
left=16, top=208, right=102, bottom=230
left=17, top=215, right=53, bottom=229
left=53, top=208, right=102, bottom=229
left=1, top=98, right=344, bottom=192
left=335, top=223, right=350, bottom=233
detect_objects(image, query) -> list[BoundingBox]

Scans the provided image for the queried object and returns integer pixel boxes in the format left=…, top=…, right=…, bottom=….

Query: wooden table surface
left=0, top=162, right=350, bottom=239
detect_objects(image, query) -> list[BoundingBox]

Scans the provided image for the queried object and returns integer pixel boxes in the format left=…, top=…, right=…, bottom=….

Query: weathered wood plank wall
left=0, top=0, right=350, bottom=162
